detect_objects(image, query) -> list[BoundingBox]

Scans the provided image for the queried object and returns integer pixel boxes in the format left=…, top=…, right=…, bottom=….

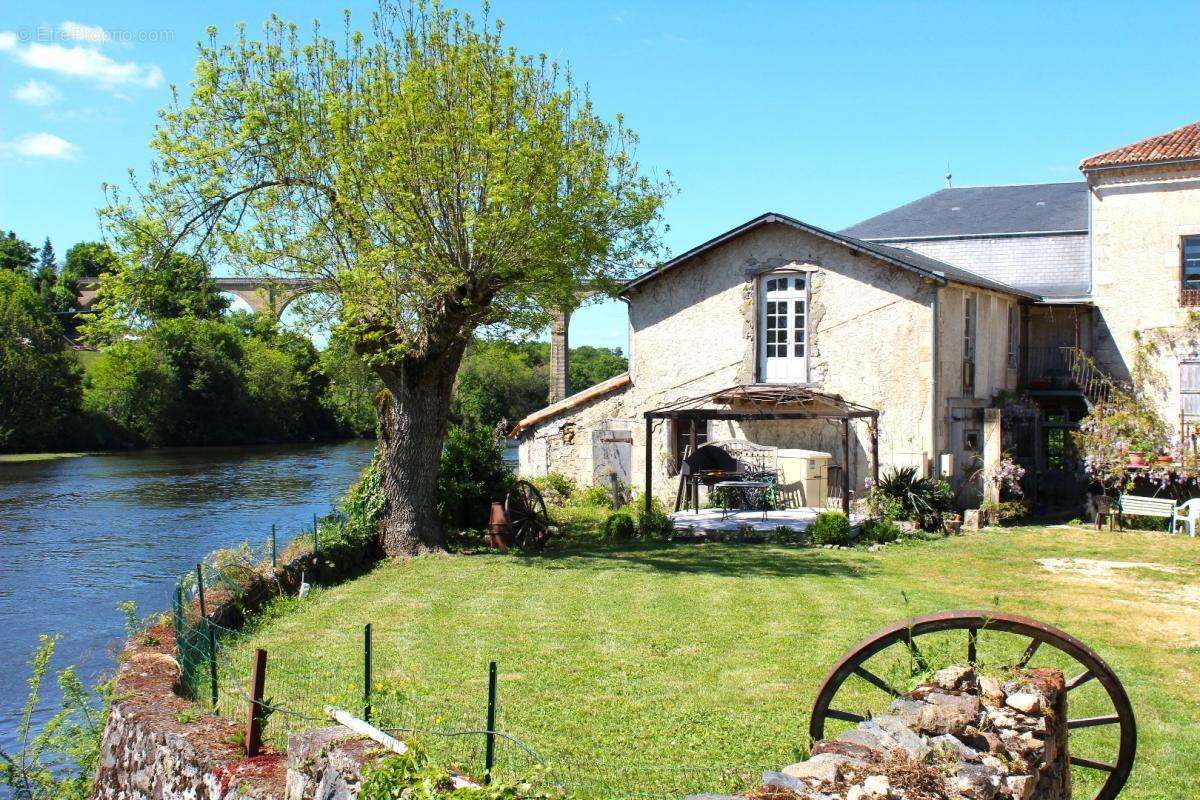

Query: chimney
left=549, top=309, right=571, bottom=403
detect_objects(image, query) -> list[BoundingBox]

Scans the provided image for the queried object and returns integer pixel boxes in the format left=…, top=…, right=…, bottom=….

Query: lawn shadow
left=511, top=539, right=876, bottom=580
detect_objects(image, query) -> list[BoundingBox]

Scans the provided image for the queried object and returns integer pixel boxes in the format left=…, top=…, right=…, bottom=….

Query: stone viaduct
left=75, top=276, right=316, bottom=317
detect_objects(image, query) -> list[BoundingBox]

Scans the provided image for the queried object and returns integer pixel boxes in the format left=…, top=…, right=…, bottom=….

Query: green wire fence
left=170, top=524, right=781, bottom=799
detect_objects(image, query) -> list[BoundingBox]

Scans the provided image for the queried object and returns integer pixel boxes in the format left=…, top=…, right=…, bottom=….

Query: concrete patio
left=669, top=507, right=865, bottom=533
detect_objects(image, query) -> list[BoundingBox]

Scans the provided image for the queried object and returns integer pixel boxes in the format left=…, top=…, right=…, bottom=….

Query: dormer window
left=758, top=272, right=808, bottom=383
left=1182, top=237, right=1200, bottom=306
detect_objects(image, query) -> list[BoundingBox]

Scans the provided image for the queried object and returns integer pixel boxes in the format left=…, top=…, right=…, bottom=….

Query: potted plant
left=1128, top=451, right=1148, bottom=467
left=943, top=513, right=963, bottom=535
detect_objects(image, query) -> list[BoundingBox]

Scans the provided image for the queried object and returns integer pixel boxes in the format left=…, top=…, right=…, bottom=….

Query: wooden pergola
left=643, top=384, right=880, bottom=516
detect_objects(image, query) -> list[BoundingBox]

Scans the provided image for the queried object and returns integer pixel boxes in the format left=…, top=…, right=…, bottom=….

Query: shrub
left=979, top=498, right=1029, bottom=524
left=861, top=517, right=901, bottom=544
left=577, top=483, right=615, bottom=509
left=864, top=487, right=904, bottom=521
left=437, top=424, right=512, bottom=530
left=874, top=467, right=954, bottom=531
left=600, top=511, right=636, bottom=540
left=533, top=472, right=576, bottom=505
left=636, top=497, right=675, bottom=540
left=808, top=511, right=851, bottom=545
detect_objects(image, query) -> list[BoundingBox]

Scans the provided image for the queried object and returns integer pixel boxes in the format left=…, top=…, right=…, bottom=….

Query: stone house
left=511, top=120, right=1200, bottom=512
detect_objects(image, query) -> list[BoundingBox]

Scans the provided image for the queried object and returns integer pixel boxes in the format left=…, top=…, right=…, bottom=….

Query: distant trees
left=0, top=269, right=82, bottom=451
left=452, top=340, right=628, bottom=429
left=0, top=232, right=37, bottom=275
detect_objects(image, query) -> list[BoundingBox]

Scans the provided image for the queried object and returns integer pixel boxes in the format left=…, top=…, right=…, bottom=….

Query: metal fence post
left=484, top=660, right=497, bottom=782
left=245, top=648, right=268, bottom=757
left=313, top=514, right=319, bottom=557
left=196, top=564, right=207, bottom=620
left=363, top=623, right=373, bottom=723
left=270, top=524, right=277, bottom=568
left=207, top=622, right=219, bottom=711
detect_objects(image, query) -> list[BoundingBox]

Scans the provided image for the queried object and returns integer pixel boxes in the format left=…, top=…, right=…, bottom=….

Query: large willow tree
left=104, top=2, right=668, bottom=555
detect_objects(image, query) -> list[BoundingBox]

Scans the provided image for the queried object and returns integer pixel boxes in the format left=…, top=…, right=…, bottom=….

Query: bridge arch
left=75, top=276, right=317, bottom=317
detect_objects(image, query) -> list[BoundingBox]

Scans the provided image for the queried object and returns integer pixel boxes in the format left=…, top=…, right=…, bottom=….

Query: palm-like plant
left=874, top=466, right=953, bottom=530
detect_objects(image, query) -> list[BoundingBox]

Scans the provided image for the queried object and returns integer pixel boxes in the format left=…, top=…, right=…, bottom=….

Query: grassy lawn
left=224, top=525, right=1199, bottom=799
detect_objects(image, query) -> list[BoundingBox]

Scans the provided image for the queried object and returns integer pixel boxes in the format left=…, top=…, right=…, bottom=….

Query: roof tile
left=1080, top=120, right=1200, bottom=170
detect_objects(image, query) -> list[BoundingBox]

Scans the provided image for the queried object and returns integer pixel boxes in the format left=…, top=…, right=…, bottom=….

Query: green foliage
left=874, top=467, right=954, bottom=531
left=438, top=424, right=512, bottom=531
left=0, top=269, right=84, bottom=452
left=454, top=340, right=551, bottom=429
left=864, top=487, right=905, bottom=521
left=599, top=510, right=636, bottom=541
left=83, top=314, right=336, bottom=448
left=808, top=511, right=851, bottom=545
left=979, top=499, right=1029, bottom=524
left=567, top=346, right=627, bottom=395
left=360, top=747, right=564, bottom=800
left=116, top=600, right=160, bottom=647
left=532, top=473, right=576, bottom=506
left=0, top=635, right=110, bottom=800
left=0, top=231, right=37, bottom=274
left=320, top=331, right=382, bottom=437
left=452, top=341, right=629, bottom=430
left=576, top=484, right=615, bottom=509
left=635, top=498, right=675, bottom=540
left=81, top=249, right=229, bottom=343
left=861, top=517, right=901, bottom=544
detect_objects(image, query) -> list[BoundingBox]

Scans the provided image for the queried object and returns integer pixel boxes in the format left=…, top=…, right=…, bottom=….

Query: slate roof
left=622, top=212, right=1040, bottom=300
left=839, top=182, right=1088, bottom=240
left=1080, top=120, right=1200, bottom=171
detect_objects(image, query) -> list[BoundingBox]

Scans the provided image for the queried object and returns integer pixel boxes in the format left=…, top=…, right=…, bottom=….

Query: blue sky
left=2, top=1, right=1199, bottom=350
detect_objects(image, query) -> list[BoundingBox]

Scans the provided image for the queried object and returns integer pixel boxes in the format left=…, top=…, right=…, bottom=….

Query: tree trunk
left=375, top=344, right=466, bottom=557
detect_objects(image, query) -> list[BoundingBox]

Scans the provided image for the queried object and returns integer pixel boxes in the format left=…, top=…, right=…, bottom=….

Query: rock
left=930, top=733, right=978, bottom=760
left=862, top=774, right=890, bottom=798
left=871, top=715, right=932, bottom=762
left=978, top=675, right=1005, bottom=707
left=885, top=698, right=927, bottom=727
left=1005, top=692, right=1041, bottom=714
left=934, top=665, right=975, bottom=691
left=951, top=763, right=1000, bottom=800
left=811, top=739, right=880, bottom=761
left=869, top=543, right=883, bottom=552
left=917, top=692, right=982, bottom=736
left=1006, top=774, right=1036, bottom=800
left=847, top=785, right=866, bottom=800
left=980, top=754, right=1007, bottom=774
left=837, top=727, right=893, bottom=757
left=761, top=771, right=806, bottom=793
left=782, top=753, right=848, bottom=784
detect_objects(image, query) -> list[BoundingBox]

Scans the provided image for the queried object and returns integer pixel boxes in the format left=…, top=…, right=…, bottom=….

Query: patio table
left=713, top=479, right=771, bottom=521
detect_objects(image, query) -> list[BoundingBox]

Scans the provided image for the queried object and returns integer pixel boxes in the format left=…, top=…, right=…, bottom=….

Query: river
left=0, top=440, right=374, bottom=756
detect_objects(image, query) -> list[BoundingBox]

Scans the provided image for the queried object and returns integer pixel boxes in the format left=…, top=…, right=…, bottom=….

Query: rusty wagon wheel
left=504, top=480, right=551, bottom=550
left=809, top=610, right=1136, bottom=800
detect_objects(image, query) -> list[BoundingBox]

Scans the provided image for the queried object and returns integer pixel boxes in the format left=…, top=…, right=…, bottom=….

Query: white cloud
left=0, top=132, right=79, bottom=160
left=12, top=79, right=61, bottom=106
left=60, top=21, right=110, bottom=45
left=0, top=29, right=162, bottom=90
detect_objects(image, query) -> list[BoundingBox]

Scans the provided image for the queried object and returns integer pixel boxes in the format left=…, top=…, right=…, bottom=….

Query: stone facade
left=1087, top=162, right=1200, bottom=432
left=515, top=219, right=1022, bottom=503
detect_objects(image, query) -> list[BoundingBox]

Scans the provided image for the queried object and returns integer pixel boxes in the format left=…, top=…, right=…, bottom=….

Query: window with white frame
left=1007, top=304, right=1020, bottom=370
left=759, top=272, right=808, bottom=382
left=963, top=293, right=977, bottom=396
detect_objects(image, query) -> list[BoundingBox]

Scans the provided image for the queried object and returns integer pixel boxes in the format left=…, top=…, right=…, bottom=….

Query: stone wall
left=1087, top=162, right=1200, bottom=430
left=754, top=665, right=1069, bottom=800
left=516, top=378, right=634, bottom=487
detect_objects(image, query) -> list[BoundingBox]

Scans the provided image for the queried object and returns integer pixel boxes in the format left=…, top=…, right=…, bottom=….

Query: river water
left=0, top=440, right=374, bottom=755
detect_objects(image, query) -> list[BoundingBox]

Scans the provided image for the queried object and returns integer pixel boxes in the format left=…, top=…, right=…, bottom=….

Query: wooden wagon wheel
left=810, top=610, right=1136, bottom=800
left=504, top=480, right=551, bottom=550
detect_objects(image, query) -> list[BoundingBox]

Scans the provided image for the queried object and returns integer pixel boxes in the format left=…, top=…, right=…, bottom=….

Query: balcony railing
left=1182, top=287, right=1200, bottom=307
left=1025, top=346, right=1111, bottom=405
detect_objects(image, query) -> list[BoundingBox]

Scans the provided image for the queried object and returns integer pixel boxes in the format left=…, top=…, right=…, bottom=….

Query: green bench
left=1110, top=494, right=1176, bottom=530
